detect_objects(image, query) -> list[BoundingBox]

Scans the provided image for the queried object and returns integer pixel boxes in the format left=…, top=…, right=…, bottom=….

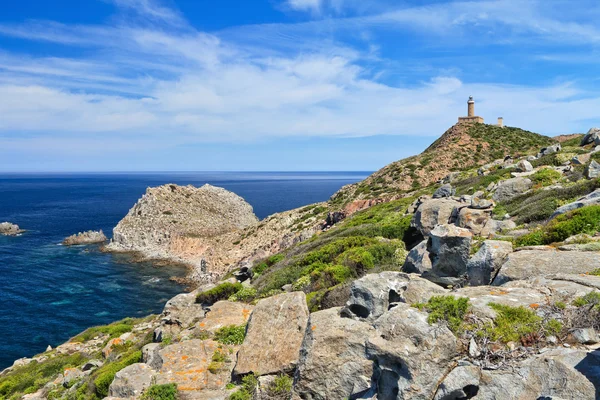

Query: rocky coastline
left=0, top=222, right=24, bottom=236
left=3, top=124, right=600, bottom=400
left=62, top=230, right=107, bottom=246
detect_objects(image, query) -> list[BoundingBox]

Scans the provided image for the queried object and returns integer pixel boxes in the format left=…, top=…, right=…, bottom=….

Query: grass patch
left=196, top=282, right=243, bottom=304
left=516, top=205, right=600, bottom=246
left=228, top=286, right=257, bottom=303
left=141, top=383, right=178, bottom=400
left=214, top=324, right=246, bottom=345
left=71, top=317, right=144, bottom=342
left=530, top=168, right=562, bottom=187
left=484, top=303, right=560, bottom=344
left=93, top=350, right=142, bottom=398
left=414, top=295, right=470, bottom=334
left=589, top=269, right=600, bottom=276
left=0, top=353, right=88, bottom=400
left=267, top=374, right=293, bottom=396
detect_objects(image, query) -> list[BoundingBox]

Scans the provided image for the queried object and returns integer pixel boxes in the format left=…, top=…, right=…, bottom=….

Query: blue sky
left=1, top=0, right=600, bottom=171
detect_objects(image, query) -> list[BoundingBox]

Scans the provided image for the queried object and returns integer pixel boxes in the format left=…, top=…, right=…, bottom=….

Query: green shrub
left=229, top=390, right=252, bottom=400
left=589, top=269, right=600, bottom=276
left=487, top=303, right=542, bottom=343
left=267, top=374, right=293, bottom=395
left=214, top=324, right=246, bottom=345
left=93, top=350, right=142, bottom=397
left=414, top=295, right=470, bottom=334
left=310, top=265, right=353, bottom=290
left=228, top=374, right=257, bottom=400
left=71, top=317, right=141, bottom=342
left=336, top=247, right=375, bottom=273
left=196, top=282, right=243, bottom=304
left=0, top=353, right=88, bottom=399
left=228, top=287, right=257, bottom=303
left=530, top=168, right=562, bottom=187
left=141, top=383, right=178, bottom=400
left=531, top=153, right=564, bottom=168
left=573, top=292, right=600, bottom=310
left=516, top=205, right=600, bottom=246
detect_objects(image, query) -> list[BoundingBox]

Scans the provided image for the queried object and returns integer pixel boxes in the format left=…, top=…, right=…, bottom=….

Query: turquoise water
left=0, top=172, right=369, bottom=369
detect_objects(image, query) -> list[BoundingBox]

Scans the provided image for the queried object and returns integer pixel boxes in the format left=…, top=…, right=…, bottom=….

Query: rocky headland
left=3, top=124, right=600, bottom=400
left=63, top=231, right=107, bottom=246
left=0, top=222, right=24, bottom=236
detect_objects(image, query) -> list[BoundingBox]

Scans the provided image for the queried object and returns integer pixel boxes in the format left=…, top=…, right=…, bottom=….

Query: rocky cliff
left=6, top=125, right=600, bottom=400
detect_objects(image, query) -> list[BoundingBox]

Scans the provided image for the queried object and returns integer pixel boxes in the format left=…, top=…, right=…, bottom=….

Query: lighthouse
left=458, top=96, right=484, bottom=124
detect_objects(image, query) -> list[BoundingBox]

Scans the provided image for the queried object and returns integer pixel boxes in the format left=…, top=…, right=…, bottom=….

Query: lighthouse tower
left=458, top=96, right=484, bottom=124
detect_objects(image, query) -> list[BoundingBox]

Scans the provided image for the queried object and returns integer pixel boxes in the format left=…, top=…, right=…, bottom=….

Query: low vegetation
left=229, top=374, right=257, bottom=400
left=141, top=383, right=178, bottom=400
left=482, top=303, right=561, bottom=344
left=196, top=282, right=243, bottom=304
left=516, top=205, right=600, bottom=246
left=214, top=324, right=247, bottom=345
left=414, top=295, right=470, bottom=334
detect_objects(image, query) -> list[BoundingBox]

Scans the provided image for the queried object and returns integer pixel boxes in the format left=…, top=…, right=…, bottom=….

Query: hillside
left=331, top=123, right=555, bottom=206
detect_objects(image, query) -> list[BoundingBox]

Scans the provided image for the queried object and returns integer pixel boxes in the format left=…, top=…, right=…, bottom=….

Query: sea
left=0, top=171, right=369, bottom=370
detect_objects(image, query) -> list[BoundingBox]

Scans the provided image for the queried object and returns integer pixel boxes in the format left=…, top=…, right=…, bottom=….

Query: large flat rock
left=493, top=250, right=600, bottom=285
left=234, top=292, right=309, bottom=376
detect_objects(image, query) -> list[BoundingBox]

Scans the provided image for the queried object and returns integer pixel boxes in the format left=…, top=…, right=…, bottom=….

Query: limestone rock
left=142, top=343, right=162, bottom=370
left=156, top=339, right=233, bottom=393
left=456, top=207, right=492, bottom=236
left=433, top=364, right=481, bottom=400
left=156, top=291, right=205, bottom=340
left=429, top=224, right=472, bottom=279
left=551, top=188, right=600, bottom=219
left=343, top=272, right=445, bottom=321
left=62, top=367, right=85, bottom=388
left=479, top=218, right=517, bottom=237
left=538, top=143, right=561, bottom=157
left=493, top=250, right=600, bottom=285
left=234, top=292, right=309, bottom=376
left=62, top=230, right=107, bottom=246
left=470, top=192, right=494, bottom=209
left=581, top=127, right=600, bottom=146
left=454, top=286, right=547, bottom=320
left=571, top=328, right=598, bottom=345
left=402, top=240, right=432, bottom=274
left=411, top=198, right=462, bottom=236
left=0, top=222, right=24, bottom=236
left=109, top=363, right=156, bottom=398
left=492, top=177, right=532, bottom=202
left=586, top=160, right=600, bottom=179
left=194, top=301, right=253, bottom=334
left=432, top=183, right=454, bottom=199
left=366, top=304, right=460, bottom=399
left=293, top=307, right=376, bottom=399
left=572, top=153, right=591, bottom=165
left=515, top=159, right=533, bottom=172
left=106, top=183, right=259, bottom=261
left=467, top=240, right=513, bottom=286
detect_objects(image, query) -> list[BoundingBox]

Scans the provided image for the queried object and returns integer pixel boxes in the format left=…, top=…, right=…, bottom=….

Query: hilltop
left=331, top=122, right=555, bottom=206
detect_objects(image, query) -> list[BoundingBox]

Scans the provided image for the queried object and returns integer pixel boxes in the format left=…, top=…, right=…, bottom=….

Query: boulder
left=551, top=188, right=600, bottom=219
left=581, top=127, right=600, bottom=146
left=142, top=343, right=162, bottom=370
left=538, top=143, right=562, bottom=157
left=429, top=224, right=472, bottom=278
left=343, top=272, right=445, bottom=321
left=467, top=240, right=513, bottom=286
left=62, top=230, right=107, bottom=246
left=542, top=347, right=600, bottom=398
left=434, top=352, right=597, bottom=399
left=492, top=250, right=600, bottom=285
left=492, top=177, right=532, bottom=202
left=402, top=240, right=432, bottom=274
left=234, top=292, right=309, bottom=376
left=293, top=307, right=376, bottom=399
left=62, top=367, right=85, bottom=388
left=586, top=160, right=600, bottom=179
left=572, top=153, right=591, bottom=165
left=470, top=192, right=494, bottom=209
left=479, top=219, right=517, bottom=237
left=366, top=304, right=460, bottom=399
left=515, top=159, right=533, bottom=173
left=156, top=339, right=233, bottom=393
left=571, top=328, right=598, bottom=345
left=194, top=301, right=253, bottom=334
left=456, top=207, right=492, bottom=236
left=156, top=291, right=205, bottom=341
left=432, top=183, right=454, bottom=199
left=0, top=222, right=24, bottom=236
left=410, top=199, right=462, bottom=236
left=109, top=363, right=156, bottom=398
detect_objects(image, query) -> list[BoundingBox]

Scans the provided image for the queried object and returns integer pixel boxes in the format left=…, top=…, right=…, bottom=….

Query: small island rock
left=62, top=230, right=107, bottom=246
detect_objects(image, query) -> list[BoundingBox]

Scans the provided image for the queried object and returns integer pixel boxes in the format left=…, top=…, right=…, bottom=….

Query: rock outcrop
left=62, top=230, right=107, bottom=246
left=551, top=188, right=600, bottom=218
left=0, top=222, right=24, bottom=236
left=411, top=199, right=461, bottom=236
left=492, top=177, right=532, bottom=202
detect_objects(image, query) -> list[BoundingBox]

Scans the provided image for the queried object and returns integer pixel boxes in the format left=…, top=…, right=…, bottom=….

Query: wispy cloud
left=0, top=0, right=599, bottom=168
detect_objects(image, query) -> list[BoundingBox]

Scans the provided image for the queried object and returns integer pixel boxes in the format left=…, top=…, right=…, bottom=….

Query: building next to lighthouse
left=457, top=96, right=504, bottom=127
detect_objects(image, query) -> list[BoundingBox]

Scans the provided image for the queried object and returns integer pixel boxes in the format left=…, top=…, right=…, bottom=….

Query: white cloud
left=286, top=0, right=323, bottom=13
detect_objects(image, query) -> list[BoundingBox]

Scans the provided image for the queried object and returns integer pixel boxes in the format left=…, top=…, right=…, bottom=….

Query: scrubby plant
left=267, top=374, right=293, bottom=395
left=589, top=269, right=600, bottom=276
left=214, top=324, right=246, bottom=345
left=516, top=205, right=600, bottom=246
left=414, top=295, right=470, bottom=334
left=530, top=168, right=562, bottom=187
left=573, top=292, right=600, bottom=310
left=484, top=303, right=559, bottom=344
left=0, top=353, right=88, bottom=399
left=93, top=350, right=142, bottom=397
left=228, top=287, right=257, bottom=303
left=71, top=316, right=146, bottom=342
left=141, top=383, right=178, bottom=400
left=228, top=374, right=257, bottom=400
left=196, top=282, right=243, bottom=304
left=292, top=275, right=311, bottom=291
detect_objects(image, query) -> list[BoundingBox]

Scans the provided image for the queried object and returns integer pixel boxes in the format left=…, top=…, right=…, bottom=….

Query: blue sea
left=0, top=171, right=369, bottom=369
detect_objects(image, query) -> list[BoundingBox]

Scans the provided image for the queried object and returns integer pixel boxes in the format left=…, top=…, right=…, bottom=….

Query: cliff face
left=106, top=184, right=327, bottom=283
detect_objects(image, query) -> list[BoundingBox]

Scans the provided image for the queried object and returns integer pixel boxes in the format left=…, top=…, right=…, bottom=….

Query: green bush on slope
left=516, top=205, right=600, bottom=246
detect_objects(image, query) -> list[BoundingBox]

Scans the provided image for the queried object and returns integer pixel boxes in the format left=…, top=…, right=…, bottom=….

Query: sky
left=1, top=0, right=600, bottom=172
